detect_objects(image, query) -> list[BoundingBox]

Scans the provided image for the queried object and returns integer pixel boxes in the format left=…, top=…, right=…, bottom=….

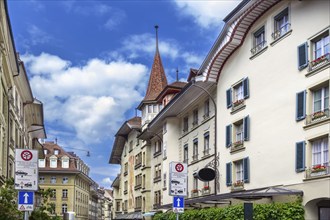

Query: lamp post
left=191, top=79, right=218, bottom=195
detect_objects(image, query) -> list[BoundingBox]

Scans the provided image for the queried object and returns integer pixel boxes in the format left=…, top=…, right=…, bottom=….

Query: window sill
left=305, top=61, right=330, bottom=77
left=134, top=163, right=142, bottom=170
left=153, top=177, right=161, bottom=183
left=270, top=29, right=292, bottom=47
left=230, top=143, right=245, bottom=153
left=249, top=46, right=268, bottom=60
left=141, top=165, right=150, bottom=171
left=231, top=104, right=246, bottom=114
left=303, top=117, right=330, bottom=130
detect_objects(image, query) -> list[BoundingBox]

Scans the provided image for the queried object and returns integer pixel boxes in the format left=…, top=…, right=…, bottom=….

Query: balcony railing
left=250, top=40, right=267, bottom=55
left=271, top=23, right=291, bottom=41
left=308, top=53, right=330, bottom=72
left=305, top=110, right=329, bottom=125
left=305, top=165, right=330, bottom=179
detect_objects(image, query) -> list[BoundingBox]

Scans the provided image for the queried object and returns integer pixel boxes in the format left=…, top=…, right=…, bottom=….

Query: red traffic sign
left=21, top=150, right=33, bottom=161
left=175, top=163, right=184, bottom=172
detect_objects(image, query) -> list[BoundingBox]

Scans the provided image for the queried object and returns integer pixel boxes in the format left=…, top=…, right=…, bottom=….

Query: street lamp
left=191, top=79, right=218, bottom=195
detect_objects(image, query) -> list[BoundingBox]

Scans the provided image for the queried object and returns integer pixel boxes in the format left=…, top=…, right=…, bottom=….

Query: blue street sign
left=173, top=196, right=184, bottom=208
left=18, top=191, right=34, bottom=205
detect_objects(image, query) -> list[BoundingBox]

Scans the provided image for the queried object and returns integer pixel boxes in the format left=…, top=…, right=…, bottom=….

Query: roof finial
left=155, top=25, right=159, bottom=52
left=176, top=67, right=179, bottom=82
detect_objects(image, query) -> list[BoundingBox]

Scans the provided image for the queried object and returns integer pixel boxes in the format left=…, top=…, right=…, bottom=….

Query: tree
left=0, top=178, right=23, bottom=220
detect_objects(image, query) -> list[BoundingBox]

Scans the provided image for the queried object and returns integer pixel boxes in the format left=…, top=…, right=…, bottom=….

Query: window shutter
left=296, top=90, right=306, bottom=121
left=226, top=88, right=232, bottom=108
left=226, top=162, right=232, bottom=186
left=297, top=42, right=308, bottom=70
left=226, top=124, right=232, bottom=148
left=295, top=141, right=305, bottom=172
left=243, top=77, right=249, bottom=99
left=243, top=115, right=250, bottom=141
left=243, top=157, right=250, bottom=183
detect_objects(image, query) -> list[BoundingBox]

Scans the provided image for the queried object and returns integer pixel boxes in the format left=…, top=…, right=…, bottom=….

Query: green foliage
left=29, top=188, right=61, bottom=220
left=0, top=178, right=23, bottom=220
left=153, top=201, right=304, bottom=220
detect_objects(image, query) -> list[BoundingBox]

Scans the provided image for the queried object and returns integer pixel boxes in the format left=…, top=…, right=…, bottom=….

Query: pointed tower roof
left=143, top=25, right=168, bottom=102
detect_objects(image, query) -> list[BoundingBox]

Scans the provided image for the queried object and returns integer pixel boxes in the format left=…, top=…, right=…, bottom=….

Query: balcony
left=203, top=148, right=210, bottom=156
left=250, top=40, right=267, bottom=55
left=191, top=189, right=199, bottom=198
left=230, top=140, right=245, bottom=153
left=305, top=165, right=330, bottom=180
left=231, top=99, right=245, bottom=112
left=308, top=53, right=330, bottom=72
left=271, top=23, right=291, bottom=41
left=231, top=180, right=245, bottom=191
left=305, top=110, right=329, bottom=126
left=153, top=176, right=161, bottom=183
left=153, top=204, right=161, bottom=210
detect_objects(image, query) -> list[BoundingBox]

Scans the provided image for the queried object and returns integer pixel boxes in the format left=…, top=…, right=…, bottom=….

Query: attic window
left=54, top=149, right=60, bottom=155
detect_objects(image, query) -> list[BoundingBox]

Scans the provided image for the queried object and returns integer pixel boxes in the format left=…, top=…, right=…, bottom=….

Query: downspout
left=6, top=86, right=12, bottom=178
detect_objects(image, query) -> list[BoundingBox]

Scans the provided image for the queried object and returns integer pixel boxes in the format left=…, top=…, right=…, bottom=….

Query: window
left=44, top=149, right=48, bottom=155
left=51, top=176, right=56, bottom=184
left=192, top=139, right=198, bottom=161
left=203, top=132, right=210, bottom=156
left=135, top=174, right=142, bottom=188
left=251, top=26, right=266, bottom=55
left=51, top=189, right=56, bottom=198
left=204, top=99, right=210, bottom=118
left=135, top=196, right=142, bottom=209
left=226, top=157, right=250, bottom=187
left=313, top=33, right=329, bottom=60
left=183, top=144, right=188, bottom=164
left=226, top=116, right=250, bottom=149
left=193, top=109, right=198, bottom=126
left=226, top=78, right=249, bottom=110
left=183, top=116, right=189, bottom=132
left=154, top=164, right=161, bottom=179
left=163, top=172, right=167, bottom=188
left=312, top=137, right=328, bottom=168
left=273, top=8, right=290, bottom=40
left=154, top=140, right=161, bottom=154
left=62, top=157, right=69, bottom=168
left=62, top=204, right=67, bottom=214
left=154, top=190, right=161, bottom=206
left=62, top=189, right=68, bottom=198
left=313, top=86, right=329, bottom=116
left=62, top=177, right=69, bottom=184
left=124, top=181, right=128, bottom=194
left=163, top=142, right=167, bottom=159
left=39, top=176, right=45, bottom=184
left=124, top=163, right=128, bottom=175
left=129, top=140, right=133, bottom=152
left=50, top=156, right=57, bottom=168
left=142, top=174, right=146, bottom=188
left=38, top=159, right=45, bottom=168
left=54, top=149, right=59, bottom=155
left=116, top=201, right=121, bottom=212
left=135, top=153, right=142, bottom=168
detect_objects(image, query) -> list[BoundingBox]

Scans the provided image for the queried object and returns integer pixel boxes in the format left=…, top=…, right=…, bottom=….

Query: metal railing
left=271, top=23, right=291, bottom=40
left=250, top=40, right=267, bottom=55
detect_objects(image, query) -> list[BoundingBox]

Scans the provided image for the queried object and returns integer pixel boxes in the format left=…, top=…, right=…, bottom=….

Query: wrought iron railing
left=271, top=23, right=291, bottom=40
left=251, top=41, right=267, bottom=55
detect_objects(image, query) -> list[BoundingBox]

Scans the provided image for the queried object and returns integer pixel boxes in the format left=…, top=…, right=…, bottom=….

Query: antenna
left=155, top=25, right=159, bottom=52
left=176, top=68, right=179, bottom=81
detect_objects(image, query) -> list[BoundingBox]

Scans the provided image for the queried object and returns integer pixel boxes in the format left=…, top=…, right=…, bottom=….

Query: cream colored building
left=38, top=142, right=93, bottom=220
left=0, top=0, right=45, bottom=186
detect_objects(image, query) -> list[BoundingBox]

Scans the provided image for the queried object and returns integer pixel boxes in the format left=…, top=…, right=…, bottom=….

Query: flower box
left=233, top=140, right=243, bottom=147
left=233, top=180, right=244, bottom=187
left=311, top=165, right=327, bottom=173
left=191, top=189, right=198, bottom=193
left=233, top=99, right=244, bottom=107
left=203, top=186, right=210, bottom=191
left=312, top=111, right=326, bottom=120
left=311, top=53, right=329, bottom=67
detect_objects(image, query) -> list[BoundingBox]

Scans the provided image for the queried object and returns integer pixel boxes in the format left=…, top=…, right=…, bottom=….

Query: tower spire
left=155, top=25, right=159, bottom=52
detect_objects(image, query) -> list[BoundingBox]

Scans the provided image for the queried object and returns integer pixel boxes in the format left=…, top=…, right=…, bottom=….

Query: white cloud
left=27, top=25, right=52, bottom=45
left=92, top=166, right=120, bottom=177
left=104, top=10, right=126, bottom=30
left=22, top=53, right=148, bottom=144
left=101, top=177, right=113, bottom=186
left=173, top=0, right=242, bottom=29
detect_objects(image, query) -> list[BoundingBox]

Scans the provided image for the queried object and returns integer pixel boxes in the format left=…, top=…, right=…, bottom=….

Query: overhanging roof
left=198, top=0, right=281, bottom=82
left=25, top=98, right=46, bottom=139
left=109, top=117, right=141, bottom=164
left=160, top=187, right=303, bottom=209
left=139, top=81, right=215, bottom=139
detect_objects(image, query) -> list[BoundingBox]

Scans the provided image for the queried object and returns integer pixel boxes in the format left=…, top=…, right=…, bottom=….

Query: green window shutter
left=297, top=42, right=308, bottom=70
left=243, top=115, right=250, bottom=141
left=295, top=141, right=305, bottom=172
left=243, top=157, right=250, bottom=183
left=296, top=90, right=306, bottom=121
left=226, top=124, right=232, bottom=148
left=243, top=77, right=249, bottom=99
left=226, top=88, right=232, bottom=108
left=226, top=162, right=232, bottom=186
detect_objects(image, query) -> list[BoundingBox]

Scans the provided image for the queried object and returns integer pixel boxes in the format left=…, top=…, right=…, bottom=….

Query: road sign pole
left=24, top=211, right=28, bottom=220
left=176, top=213, right=179, bottom=220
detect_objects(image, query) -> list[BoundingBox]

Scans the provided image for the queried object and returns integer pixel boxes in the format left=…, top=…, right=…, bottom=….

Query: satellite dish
left=193, top=167, right=216, bottom=182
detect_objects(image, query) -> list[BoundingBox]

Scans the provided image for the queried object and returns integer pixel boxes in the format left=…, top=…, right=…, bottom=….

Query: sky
left=7, top=0, right=241, bottom=188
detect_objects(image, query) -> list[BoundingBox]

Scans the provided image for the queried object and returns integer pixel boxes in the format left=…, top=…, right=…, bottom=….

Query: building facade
left=110, top=0, right=330, bottom=219
left=38, top=142, right=93, bottom=220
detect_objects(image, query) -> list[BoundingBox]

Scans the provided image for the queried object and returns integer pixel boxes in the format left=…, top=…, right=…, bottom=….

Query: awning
left=114, top=212, right=142, bottom=219
left=25, top=98, right=46, bottom=139
left=160, top=186, right=303, bottom=209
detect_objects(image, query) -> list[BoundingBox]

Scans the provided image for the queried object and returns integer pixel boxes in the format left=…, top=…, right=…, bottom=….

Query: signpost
left=170, top=162, right=187, bottom=220
left=15, top=149, right=38, bottom=191
left=169, top=162, right=187, bottom=196
left=18, top=191, right=34, bottom=211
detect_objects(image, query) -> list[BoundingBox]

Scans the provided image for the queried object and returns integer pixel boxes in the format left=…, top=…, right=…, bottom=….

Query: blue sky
left=7, top=0, right=241, bottom=188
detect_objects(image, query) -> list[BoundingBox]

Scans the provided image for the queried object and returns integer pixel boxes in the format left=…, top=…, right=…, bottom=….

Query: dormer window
left=54, top=149, right=59, bottom=155
left=62, top=156, right=69, bottom=168
left=50, top=156, right=58, bottom=168
left=38, top=159, right=45, bottom=168
left=44, top=149, right=48, bottom=155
